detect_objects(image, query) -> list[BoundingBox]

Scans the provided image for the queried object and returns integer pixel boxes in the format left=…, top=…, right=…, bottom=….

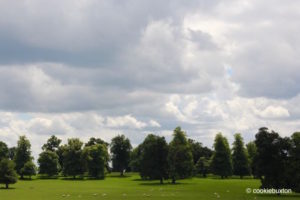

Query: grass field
left=0, top=173, right=299, bottom=200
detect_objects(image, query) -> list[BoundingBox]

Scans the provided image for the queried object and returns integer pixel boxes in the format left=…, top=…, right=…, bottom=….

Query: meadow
left=0, top=173, right=299, bottom=200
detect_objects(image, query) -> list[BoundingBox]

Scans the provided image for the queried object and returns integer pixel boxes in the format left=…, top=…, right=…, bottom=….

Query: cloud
left=255, top=106, right=290, bottom=119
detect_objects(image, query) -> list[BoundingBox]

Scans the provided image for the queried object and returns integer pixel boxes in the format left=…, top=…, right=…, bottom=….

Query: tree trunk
left=120, top=170, right=124, bottom=176
left=160, top=177, right=163, bottom=184
left=5, top=183, right=8, bottom=189
left=21, top=174, right=24, bottom=180
left=240, top=175, right=243, bottom=179
left=221, top=176, right=224, bottom=179
left=172, top=177, right=176, bottom=184
left=73, top=175, right=76, bottom=179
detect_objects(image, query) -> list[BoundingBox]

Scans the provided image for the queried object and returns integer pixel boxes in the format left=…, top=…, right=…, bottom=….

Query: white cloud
left=255, top=106, right=290, bottom=119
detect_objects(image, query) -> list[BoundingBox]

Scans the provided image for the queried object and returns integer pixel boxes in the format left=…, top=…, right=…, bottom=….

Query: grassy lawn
left=0, top=173, right=299, bottom=200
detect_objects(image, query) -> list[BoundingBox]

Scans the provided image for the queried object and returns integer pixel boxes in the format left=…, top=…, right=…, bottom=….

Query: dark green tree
left=82, top=144, right=109, bottom=179
left=254, top=127, right=290, bottom=190
left=38, top=151, right=59, bottom=177
left=110, top=135, right=132, bottom=176
left=42, top=135, right=62, bottom=152
left=21, top=161, right=36, bottom=179
left=188, top=139, right=203, bottom=165
left=195, top=157, right=210, bottom=177
left=14, top=136, right=32, bottom=179
left=168, top=127, right=194, bottom=184
left=139, top=134, right=169, bottom=184
left=232, top=134, right=250, bottom=178
left=8, top=147, right=16, bottom=161
left=62, top=138, right=85, bottom=179
left=287, top=132, right=300, bottom=192
left=246, top=141, right=257, bottom=177
left=0, top=141, right=9, bottom=161
left=211, top=133, right=232, bottom=178
left=129, top=146, right=142, bottom=172
left=0, top=159, right=17, bottom=189
left=85, top=137, right=108, bottom=147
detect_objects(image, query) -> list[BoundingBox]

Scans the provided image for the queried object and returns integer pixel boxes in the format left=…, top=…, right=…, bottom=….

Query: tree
left=246, top=141, right=257, bottom=177
left=14, top=136, right=32, bottom=179
left=8, top=147, right=16, bottom=161
left=0, top=159, right=17, bottom=189
left=110, top=135, right=132, bottom=176
left=232, top=134, right=250, bottom=178
left=129, top=146, right=142, bottom=172
left=0, top=141, right=9, bottom=161
left=195, top=157, right=210, bottom=177
left=62, top=138, right=85, bottom=179
left=42, top=135, right=62, bottom=152
left=21, top=161, right=36, bottom=179
left=139, top=134, right=169, bottom=184
left=85, top=137, right=108, bottom=147
left=168, top=127, right=194, bottom=184
left=82, top=144, right=109, bottom=179
left=254, top=127, right=290, bottom=190
left=211, top=133, right=232, bottom=178
left=188, top=139, right=203, bottom=165
left=287, top=132, right=300, bottom=192
left=38, top=151, right=59, bottom=177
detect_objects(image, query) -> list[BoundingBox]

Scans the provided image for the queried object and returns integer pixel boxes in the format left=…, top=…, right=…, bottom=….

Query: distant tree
left=246, top=141, right=257, bottom=177
left=188, top=139, right=203, bottom=165
left=0, top=159, right=17, bottom=189
left=14, top=136, right=33, bottom=179
left=195, top=157, right=210, bottom=177
left=232, top=134, right=250, bottom=178
left=85, top=137, right=108, bottom=147
left=211, top=133, right=232, bottom=178
left=200, top=146, right=214, bottom=159
left=21, top=161, right=36, bottom=179
left=57, top=144, right=67, bottom=172
left=129, top=146, right=142, bottom=172
left=287, top=132, right=300, bottom=192
left=139, top=134, right=169, bottom=184
left=0, top=141, right=9, bottom=161
left=8, top=147, right=16, bottom=161
left=254, top=127, right=290, bottom=190
left=110, top=135, right=132, bottom=176
left=82, top=144, right=109, bottom=179
left=168, top=127, right=194, bottom=184
left=38, top=151, right=59, bottom=177
left=62, top=138, right=85, bottom=179
left=42, top=135, right=62, bottom=152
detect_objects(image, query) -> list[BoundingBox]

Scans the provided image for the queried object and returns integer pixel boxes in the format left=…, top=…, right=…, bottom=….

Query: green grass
left=0, top=173, right=299, bottom=200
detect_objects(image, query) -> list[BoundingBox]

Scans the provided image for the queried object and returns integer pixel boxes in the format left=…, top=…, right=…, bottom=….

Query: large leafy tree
left=129, top=146, right=142, bottom=172
left=0, top=141, right=9, bottom=161
left=82, top=144, right=109, bottom=179
left=195, top=157, right=210, bottom=177
left=0, top=159, right=17, bottom=189
left=168, top=127, right=194, bottom=184
left=110, top=135, right=132, bottom=176
left=232, top=134, right=250, bottom=178
left=38, top=151, right=60, bottom=177
left=62, top=138, right=85, bottom=179
left=21, top=161, right=36, bottom=179
left=188, top=139, right=203, bottom=165
left=14, top=136, right=33, bottom=179
left=139, top=134, right=169, bottom=184
left=8, top=147, right=16, bottom=161
left=246, top=141, right=257, bottom=177
left=85, top=137, right=108, bottom=147
left=42, top=135, right=62, bottom=152
left=211, top=133, right=232, bottom=178
left=254, top=127, right=290, bottom=189
left=287, top=132, right=300, bottom=192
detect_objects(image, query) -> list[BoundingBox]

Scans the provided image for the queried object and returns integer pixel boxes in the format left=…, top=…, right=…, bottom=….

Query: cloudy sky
left=0, top=0, right=300, bottom=159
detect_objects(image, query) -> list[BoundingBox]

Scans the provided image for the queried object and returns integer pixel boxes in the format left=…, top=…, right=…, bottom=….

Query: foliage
left=195, top=157, right=210, bottom=177
left=38, top=151, right=59, bottom=176
left=168, top=127, right=194, bottom=184
left=21, top=161, right=36, bottom=179
left=82, top=144, right=109, bottom=179
left=42, top=135, right=62, bottom=152
left=0, top=141, right=9, bottom=161
left=129, top=146, right=142, bottom=172
left=110, top=135, right=132, bottom=176
left=232, top=134, right=250, bottom=178
left=211, top=133, right=232, bottom=178
left=14, top=136, right=32, bottom=179
left=0, top=159, right=17, bottom=189
left=139, top=134, right=168, bottom=183
left=62, top=138, right=85, bottom=178
left=246, top=141, right=257, bottom=176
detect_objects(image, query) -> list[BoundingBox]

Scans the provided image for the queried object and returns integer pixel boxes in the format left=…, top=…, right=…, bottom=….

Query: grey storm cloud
left=0, top=0, right=300, bottom=156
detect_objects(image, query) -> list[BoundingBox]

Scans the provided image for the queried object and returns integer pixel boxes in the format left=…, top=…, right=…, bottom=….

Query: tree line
left=0, top=127, right=299, bottom=193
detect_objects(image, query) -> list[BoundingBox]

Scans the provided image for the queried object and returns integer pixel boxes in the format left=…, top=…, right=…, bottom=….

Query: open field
left=0, top=173, right=299, bottom=200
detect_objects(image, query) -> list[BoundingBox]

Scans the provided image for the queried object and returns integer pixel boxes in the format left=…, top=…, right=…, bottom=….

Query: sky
left=0, top=0, right=300, bottom=159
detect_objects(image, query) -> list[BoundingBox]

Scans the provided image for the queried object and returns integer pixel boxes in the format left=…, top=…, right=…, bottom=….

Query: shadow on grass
left=107, top=174, right=132, bottom=178
left=139, top=182, right=190, bottom=186
left=255, top=194, right=300, bottom=198
left=0, top=187, right=16, bottom=190
left=38, top=176, right=59, bottom=180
